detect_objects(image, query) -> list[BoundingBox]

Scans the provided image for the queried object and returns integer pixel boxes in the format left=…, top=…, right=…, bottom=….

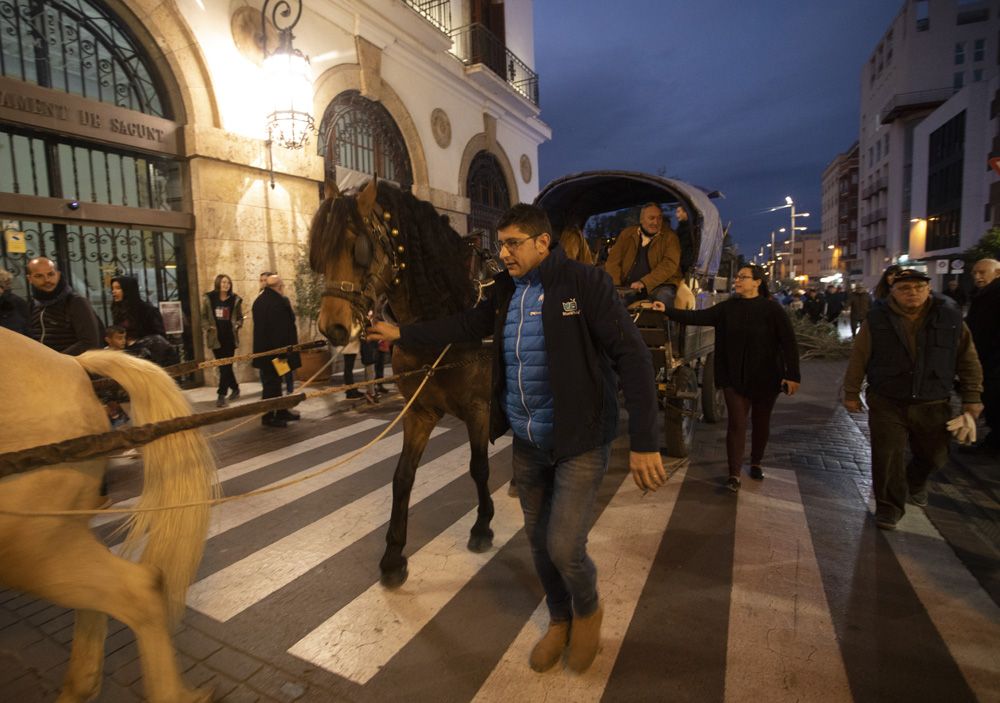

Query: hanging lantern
left=262, top=0, right=314, bottom=184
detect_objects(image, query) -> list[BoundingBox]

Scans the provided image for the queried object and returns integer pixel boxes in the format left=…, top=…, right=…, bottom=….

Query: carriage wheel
left=701, top=353, right=727, bottom=424
left=663, top=367, right=699, bottom=458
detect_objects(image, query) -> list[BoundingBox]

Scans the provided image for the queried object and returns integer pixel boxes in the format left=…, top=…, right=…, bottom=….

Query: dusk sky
left=533, top=0, right=902, bottom=256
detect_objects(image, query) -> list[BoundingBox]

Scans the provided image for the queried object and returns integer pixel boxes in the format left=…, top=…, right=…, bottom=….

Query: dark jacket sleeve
left=399, top=293, right=497, bottom=348
left=63, top=296, right=103, bottom=356
left=772, top=301, right=801, bottom=382
left=580, top=266, right=659, bottom=452
left=662, top=302, right=724, bottom=327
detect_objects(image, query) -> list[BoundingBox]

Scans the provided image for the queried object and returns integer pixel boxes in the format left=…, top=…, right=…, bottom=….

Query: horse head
left=308, top=175, right=401, bottom=346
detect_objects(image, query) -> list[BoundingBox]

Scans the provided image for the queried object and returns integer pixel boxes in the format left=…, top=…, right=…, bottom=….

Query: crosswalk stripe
left=471, top=464, right=688, bottom=700
left=287, top=472, right=524, bottom=684
left=90, top=419, right=389, bottom=529
left=204, top=426, right=450, bottom=540
left=214, top=418, right=389, bottom=482
left=725, top=468, right=852, bottom=702
left=187, top=436, right=513, bottom=622
left=870, top=497, right=1000, bottom=700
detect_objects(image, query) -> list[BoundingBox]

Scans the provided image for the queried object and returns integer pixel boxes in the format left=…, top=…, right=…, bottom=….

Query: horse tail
left=75, top=350, right=220, bottom=625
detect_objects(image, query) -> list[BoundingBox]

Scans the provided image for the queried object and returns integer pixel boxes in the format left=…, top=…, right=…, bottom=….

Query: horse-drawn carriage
left=534, top=170, right=730, bottom=457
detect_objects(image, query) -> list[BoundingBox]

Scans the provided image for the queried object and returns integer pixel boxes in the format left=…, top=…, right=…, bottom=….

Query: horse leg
left=12, top=525, right=210, bottom=703
left=55, top=610, right=107, bottom=703
left=379, top=408, right=440, bottom=588
left=466, top=416, right=494, bottom=553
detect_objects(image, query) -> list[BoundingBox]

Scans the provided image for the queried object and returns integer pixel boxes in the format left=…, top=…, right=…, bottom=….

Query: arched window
left=0, top=0, right=190, bottom=364
left=318, top=90, right=412, bottom=189
left=466, top=151, right=509, bottom=246
left=0, top=0, right=169, bottom=116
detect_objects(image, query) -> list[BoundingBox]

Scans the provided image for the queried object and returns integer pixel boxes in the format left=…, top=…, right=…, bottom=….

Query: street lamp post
left=769, top=196, right=810, bottom=279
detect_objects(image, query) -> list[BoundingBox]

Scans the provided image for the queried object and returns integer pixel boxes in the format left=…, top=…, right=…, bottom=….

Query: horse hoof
left=467, top=533, right=494, bottom=553
left=380, top=565, right=409, bottom=589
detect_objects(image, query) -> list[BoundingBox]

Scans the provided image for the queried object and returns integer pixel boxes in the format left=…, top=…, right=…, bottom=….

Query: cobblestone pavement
left=2, top=360, right=998, bottom=702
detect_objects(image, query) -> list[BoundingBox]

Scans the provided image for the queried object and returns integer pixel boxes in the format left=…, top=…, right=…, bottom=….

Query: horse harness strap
left=322, top=202, right=403, bottom=337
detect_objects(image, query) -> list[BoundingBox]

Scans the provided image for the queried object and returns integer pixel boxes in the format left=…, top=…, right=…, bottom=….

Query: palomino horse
left=0, top=329, right=218, bottom=702
left=309, top=176, right=495, bottom=588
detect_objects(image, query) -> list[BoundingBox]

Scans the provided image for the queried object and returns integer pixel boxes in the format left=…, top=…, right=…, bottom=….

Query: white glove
left=946, top=413, right=977, bottom=445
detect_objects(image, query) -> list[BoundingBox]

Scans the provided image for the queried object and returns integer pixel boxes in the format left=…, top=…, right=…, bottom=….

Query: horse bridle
left=321, top=202, right=403, bottom=339
left=321, top=204, right=503, bottom=336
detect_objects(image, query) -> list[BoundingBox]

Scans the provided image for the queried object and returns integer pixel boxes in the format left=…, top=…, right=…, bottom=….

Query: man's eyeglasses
left=735, top=274, right=755, bottom=281
left=894, top=283, right=928, bottom=293
left=498, top=234, right=541, bottom=253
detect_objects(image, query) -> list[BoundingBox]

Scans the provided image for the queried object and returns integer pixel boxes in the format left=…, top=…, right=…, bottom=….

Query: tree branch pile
left=787, top=312, right=852, bottom=360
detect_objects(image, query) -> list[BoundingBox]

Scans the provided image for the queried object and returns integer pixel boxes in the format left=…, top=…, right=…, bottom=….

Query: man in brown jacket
left=604, top=202, right=682, bottom=307
left=843, top=269, right=982, bottom=530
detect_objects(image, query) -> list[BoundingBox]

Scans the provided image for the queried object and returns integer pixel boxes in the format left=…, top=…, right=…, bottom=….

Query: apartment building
left=858, top=0, right=998, bottom=286
left=820, top=142, right=860, bottom=279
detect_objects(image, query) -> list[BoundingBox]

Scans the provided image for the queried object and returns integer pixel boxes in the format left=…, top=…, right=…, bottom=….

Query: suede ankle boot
left=566, top=602, right=603, bottom=672
left=529, top=620, right=570, bottom=672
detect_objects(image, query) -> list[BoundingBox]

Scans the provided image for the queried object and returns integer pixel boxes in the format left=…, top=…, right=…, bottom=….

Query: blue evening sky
left=534, top=0, right=903, bottom=255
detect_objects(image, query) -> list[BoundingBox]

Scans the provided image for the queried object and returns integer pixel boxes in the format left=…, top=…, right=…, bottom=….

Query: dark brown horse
left=308, top=175, right=496, bottom=588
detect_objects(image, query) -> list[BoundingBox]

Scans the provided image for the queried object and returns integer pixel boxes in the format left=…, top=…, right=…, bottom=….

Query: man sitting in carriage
left=603, top=201, right=682, bottom=309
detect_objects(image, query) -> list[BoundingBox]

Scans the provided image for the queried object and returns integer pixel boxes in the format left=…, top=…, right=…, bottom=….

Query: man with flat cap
left=843, top=268, right=982, bottom=530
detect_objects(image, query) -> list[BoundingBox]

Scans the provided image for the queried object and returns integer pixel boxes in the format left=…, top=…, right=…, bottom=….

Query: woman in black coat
left=656, top=265, right=801, bottom=491
left=111, top=275, right=166, bottom=342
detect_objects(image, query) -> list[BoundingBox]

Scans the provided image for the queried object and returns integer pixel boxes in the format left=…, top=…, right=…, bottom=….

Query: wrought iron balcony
left=400, top=0, right=451, bottom=33
left=449, top=23, right=539, bottom=106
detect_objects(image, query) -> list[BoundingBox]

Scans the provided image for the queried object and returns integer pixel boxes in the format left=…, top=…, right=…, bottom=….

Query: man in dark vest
left=843, top=269, right=982, bottom=530
left=27, top=256, right=102, bottom=355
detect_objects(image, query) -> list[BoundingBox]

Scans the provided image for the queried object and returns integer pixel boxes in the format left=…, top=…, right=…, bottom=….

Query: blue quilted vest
left=501, top=269, right=554, bottom=448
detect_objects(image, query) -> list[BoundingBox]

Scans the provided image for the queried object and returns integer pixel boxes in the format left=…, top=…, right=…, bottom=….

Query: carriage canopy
left=534, top=170, right=725, bottom=277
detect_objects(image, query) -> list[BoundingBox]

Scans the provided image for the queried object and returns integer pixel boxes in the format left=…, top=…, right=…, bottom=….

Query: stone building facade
left=0, top=0, right=549, bottom=372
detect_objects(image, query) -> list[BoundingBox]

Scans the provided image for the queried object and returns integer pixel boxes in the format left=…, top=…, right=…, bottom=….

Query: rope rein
left=0, top=346, right=471, bottom=518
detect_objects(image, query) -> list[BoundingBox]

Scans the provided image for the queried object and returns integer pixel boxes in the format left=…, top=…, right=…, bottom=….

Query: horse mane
left=374, top=181, right=475, bottom=320
left=308, top=180, right=475, bottom=320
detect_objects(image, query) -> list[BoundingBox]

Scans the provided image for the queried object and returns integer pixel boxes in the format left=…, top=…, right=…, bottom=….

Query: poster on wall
left=159, top=301, right=183, bottom=335
left=3, top=220, right=25, bottom=254
left=935, top=259, right=949, bottom=275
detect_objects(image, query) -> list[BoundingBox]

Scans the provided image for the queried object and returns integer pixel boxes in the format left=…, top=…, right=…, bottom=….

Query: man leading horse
left=368, top=203, right=666, bottom=675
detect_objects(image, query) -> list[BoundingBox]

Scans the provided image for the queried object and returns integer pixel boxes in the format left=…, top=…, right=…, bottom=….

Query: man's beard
left=639, top=223, right=659, bottom=237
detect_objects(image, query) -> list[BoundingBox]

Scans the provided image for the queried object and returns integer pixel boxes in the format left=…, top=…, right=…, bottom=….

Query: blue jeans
left=512, top=437, right=609, bottom=622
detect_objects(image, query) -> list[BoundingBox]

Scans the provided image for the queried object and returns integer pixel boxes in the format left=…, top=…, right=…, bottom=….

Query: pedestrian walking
left=843, top=269, right=983, bottom=530
left=943, top=278, right=967, bottom=309
left=824, top=284, right=845, bottom=323
left=655, top=264, right=800, bottom=491
left=252, top=274, right=301, bottom=428
left=847, top=283, right=872, bottom=337
left=202, top=273, right=245, bottom=407
left=368, top=203, right=664, bottom=674
left=967, top=258, right=1000, bottom=454
left=802, top=288, right=824, bottom=323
